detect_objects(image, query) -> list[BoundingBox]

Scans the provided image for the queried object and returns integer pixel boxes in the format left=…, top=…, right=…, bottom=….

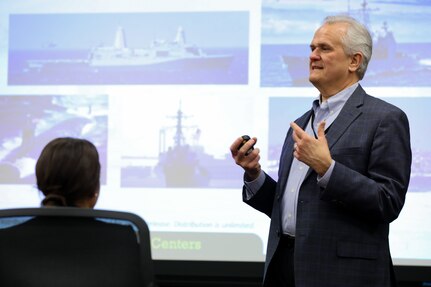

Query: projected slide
left=0, top=0, right=430, bottom=269
left=8, top=12, right=249, bottom=85
left=261, top=0, right=431, bottom=87
left=0, top=95, right=108, bottom=184
left=120, top=94, right=251, bottom=188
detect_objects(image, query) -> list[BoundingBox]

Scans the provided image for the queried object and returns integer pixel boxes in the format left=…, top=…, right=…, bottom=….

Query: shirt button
left=288, top=214, right=292, bottom=218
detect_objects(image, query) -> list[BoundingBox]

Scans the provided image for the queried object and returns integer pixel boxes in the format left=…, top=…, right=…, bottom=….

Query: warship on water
left=155, top=104, right=241, bottom=188
left=89, top=26, right=233, bottom=70
left=26, top=26, right=233, bottom=73
left=281, top=0, right=420, bottom=85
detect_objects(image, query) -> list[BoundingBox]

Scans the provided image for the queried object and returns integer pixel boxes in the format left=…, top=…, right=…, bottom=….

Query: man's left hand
left=290, top=121, right=332, bottom=176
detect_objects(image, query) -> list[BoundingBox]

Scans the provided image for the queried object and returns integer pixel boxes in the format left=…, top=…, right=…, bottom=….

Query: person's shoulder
left=363, top=92, right=406, bottom=116
left=91, top=218, right=138, bottom=235
left=361, top=93, right=410, bottom=126
left=3, top=216, right=134, bottom=234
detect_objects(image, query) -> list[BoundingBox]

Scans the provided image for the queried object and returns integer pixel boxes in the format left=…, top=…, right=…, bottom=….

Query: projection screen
left=1, top=0, right=430, bottom=269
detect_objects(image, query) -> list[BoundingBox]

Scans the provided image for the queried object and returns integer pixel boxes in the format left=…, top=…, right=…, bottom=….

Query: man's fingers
left=230, top=137, right=244, bottom=156
left=290, top=122, right=302, bottom=135
left=290, top=122, right=306, bottom=140
left=317, top=121, right=326, bottom=139
left=231, top=136, right=257, bottom=157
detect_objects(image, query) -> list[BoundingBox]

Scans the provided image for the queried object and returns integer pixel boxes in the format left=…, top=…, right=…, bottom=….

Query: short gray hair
left=323, top=15, right=373, bottom=80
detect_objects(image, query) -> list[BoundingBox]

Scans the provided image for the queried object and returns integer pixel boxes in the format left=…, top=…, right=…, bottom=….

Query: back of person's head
left=322, top=15, right=373, bottom=80
left=36, top=137, right=100, bottom=208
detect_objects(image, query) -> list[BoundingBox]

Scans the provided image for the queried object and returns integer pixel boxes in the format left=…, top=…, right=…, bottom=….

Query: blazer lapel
left=325, top=85, right=364, bottom=149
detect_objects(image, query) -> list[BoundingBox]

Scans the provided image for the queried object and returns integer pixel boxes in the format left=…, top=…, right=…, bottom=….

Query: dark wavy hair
left=36, top=137, right=101, bottom=207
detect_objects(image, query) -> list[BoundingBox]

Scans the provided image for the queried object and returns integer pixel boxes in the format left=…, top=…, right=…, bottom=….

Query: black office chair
left=0, top=207, right=156, bottom=287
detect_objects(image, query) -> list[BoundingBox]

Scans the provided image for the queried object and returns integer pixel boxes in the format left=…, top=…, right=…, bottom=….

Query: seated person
left=0, top=137, right=144, bottom=287
left=35, top=137, right=101, bottom=208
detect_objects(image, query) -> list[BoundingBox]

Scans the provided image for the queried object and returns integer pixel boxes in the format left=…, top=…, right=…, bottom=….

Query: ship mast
left=158, top=101, right=198, bottom=154
left=114, top=26, right=127, bottom=49
left=174, top=26, right=186, bottom=46
left=173, top=103, right=186, bottom=147
left=360, top=0, right=371, bottom=30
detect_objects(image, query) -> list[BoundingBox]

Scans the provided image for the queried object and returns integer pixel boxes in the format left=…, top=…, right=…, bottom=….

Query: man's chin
left=309, top=75, right=318, bottom=85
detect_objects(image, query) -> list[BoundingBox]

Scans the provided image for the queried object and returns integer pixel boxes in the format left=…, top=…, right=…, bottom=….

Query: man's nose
left=310, top=49, right=320, bottom=61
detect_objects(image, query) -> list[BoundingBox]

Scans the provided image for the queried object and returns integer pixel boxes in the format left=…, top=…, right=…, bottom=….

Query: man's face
left=308, top=22, right=353, bottom=91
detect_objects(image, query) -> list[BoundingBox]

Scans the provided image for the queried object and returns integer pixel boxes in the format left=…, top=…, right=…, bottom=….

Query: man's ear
left=348, top=52, right=363, bottom=72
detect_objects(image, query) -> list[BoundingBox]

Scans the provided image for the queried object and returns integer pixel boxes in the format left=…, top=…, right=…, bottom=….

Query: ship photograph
left=0, top=95, right=108, bottom=184
left=120, top=100, right=246, bottom=189
left=8, top=12, right=249, bottom=85
left=260, top=0, right=431, bottom=87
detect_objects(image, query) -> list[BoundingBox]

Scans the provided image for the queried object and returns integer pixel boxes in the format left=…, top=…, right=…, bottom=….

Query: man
left=230, top=15, right=411, bottom=287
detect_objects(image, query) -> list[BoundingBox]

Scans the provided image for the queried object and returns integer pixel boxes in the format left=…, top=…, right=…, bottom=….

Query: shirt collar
left=312, top=82, right=359, bottom=113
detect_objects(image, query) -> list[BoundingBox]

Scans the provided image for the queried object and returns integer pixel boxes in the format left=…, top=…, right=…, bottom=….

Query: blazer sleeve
left=242, top=172, right=277, bottom=218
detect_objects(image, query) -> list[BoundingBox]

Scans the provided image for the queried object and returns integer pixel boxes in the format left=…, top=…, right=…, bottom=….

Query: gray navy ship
left=155, top=104, right=242, bottom=188
left=26, top=26, right=233, bottom=73
left=121, top=103, right=243, bottom=188
left=281, top=0, right=420, bottom=85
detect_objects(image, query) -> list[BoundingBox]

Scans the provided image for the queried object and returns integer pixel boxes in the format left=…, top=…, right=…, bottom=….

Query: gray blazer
left=244, top=85, right=412, bottom=287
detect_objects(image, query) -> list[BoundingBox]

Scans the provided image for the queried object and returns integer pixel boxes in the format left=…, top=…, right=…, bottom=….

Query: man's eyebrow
left=311, top=41, right=332, bottom=48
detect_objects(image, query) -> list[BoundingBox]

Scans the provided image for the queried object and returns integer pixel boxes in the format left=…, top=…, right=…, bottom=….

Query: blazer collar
left=324, top=84, right=365, bottom=149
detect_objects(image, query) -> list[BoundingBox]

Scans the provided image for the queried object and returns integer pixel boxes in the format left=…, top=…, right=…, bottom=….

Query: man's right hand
left=230, top=136, right=261, bottom=181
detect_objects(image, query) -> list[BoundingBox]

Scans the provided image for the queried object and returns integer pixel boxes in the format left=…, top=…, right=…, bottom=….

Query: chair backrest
left=0, top=207, right=155, bottom=287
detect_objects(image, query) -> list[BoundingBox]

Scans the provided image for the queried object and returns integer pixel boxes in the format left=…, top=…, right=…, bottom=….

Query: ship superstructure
left=25, top=26, right=233, bottom=73
left=88, top=26, right=233, bottom=69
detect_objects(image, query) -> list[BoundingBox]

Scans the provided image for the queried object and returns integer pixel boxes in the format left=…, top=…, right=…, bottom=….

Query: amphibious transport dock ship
left=26, top=26, right=233, bottom=73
